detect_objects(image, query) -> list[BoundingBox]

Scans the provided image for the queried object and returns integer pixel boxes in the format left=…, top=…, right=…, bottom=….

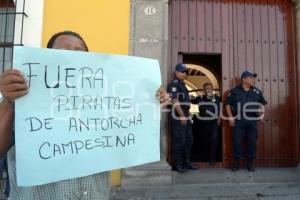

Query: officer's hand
left=217, top=118, right=222, bottom=126
left=229, top=118, right=235, bottom=127
left=258, top=117, right=265, bottom=123
left=156, top=86, right=171, bottom=107
left=258, top=108, right=265, bottom=123
left=0, top=69, right=29, bottom=102
left=180, top=117, right=187, bottom=125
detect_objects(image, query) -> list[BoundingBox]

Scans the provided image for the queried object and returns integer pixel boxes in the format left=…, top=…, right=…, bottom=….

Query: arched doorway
left=184, top=63, right=220, bottom=113
left=184, top=63, right=223, bottom=167
left=166, top=53, right=224, bottom=168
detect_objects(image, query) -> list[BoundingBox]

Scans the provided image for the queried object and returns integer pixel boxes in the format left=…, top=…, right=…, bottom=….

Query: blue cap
left=241, top=70, right=257, bottom=79
left=175, top=63, right=187, bottom=72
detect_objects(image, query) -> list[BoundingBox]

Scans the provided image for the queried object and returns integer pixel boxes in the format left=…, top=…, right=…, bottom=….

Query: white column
left=14, top=0, right=44, bottom=47
left=130, top=0, right=169, bottom=160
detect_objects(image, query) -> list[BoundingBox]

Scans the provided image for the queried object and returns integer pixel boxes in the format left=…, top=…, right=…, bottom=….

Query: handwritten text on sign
left=14, top=47, right=161, bottom=186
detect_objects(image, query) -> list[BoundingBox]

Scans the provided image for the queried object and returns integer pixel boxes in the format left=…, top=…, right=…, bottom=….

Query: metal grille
left=0, top=0, right=27, bottom=195
left=0, top=0, right=27, bottom=74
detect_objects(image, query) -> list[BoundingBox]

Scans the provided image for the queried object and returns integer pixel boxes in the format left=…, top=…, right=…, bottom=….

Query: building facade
left=1, top=0, right=300, bottom=193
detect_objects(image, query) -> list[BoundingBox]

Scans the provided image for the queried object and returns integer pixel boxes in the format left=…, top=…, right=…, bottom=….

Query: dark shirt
left=167, top=78, right=191, bottom=117
left=191, top=95, right=221, bottom=122
left=226, top=85, right=267, bottom=120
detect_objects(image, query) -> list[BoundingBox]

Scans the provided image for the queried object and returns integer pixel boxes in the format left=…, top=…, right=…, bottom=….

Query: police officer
left=191, top=83, right=221, bottom=164
left=226, top=70, right=267, bottom=172
left=167, top=63, right=198, bottom=172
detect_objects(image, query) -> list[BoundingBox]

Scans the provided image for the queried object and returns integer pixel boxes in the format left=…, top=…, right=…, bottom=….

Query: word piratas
left=54, top=95, right=132, bottom=112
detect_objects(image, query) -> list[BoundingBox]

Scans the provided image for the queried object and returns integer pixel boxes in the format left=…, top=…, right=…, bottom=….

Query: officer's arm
left=226, top=104, right=236, bottom=127
left=225, top=92, right=235, bottom=126
left=172, top=99, right=187, bottom=119
left=258, top=93, right=267, bottom=119
left=217, top=96, right=221, bottom=117
left=225, top=93, right=233, bottom=117
left=0, top=100, right=13, bottom=157
left=167, top=83, right=186, bottom=119
left=226, top=105, right=234, bottom=118
left=259, top=93, right=268, bottom=105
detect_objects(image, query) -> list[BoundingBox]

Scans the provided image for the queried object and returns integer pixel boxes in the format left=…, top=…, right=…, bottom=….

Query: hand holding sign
left=14, top=47, right=161, bottom=186
left=0, top=69, right=29, bottom=102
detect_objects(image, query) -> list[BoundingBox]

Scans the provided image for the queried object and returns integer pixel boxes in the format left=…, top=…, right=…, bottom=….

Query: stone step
left=118, top=161, right=300, bottom=199
left=128, top=161, right=170, bottom=170
left=110, top=182, right=300, bottom=200
left=122, top=163, right=300, bottom=187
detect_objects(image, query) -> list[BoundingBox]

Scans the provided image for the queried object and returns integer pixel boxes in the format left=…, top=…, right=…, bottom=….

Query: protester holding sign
left=0, top=31, right=169, bottom=199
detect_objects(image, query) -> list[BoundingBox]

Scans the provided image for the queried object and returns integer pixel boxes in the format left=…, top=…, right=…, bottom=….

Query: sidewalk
left=1, top=163, right=300, bottom=199
left=110, top=182, right=300, bottom=200
left=110, top=162, right=300, bottom=200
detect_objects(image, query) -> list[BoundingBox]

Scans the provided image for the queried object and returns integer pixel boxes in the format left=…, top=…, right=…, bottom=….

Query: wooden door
left=168, top=0, right=299, bottom=167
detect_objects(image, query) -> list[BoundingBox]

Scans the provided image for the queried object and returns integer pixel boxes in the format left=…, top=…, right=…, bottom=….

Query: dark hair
left=203, top=82, right=213, bottom=89
left=47, top=31, right=89, bottom=51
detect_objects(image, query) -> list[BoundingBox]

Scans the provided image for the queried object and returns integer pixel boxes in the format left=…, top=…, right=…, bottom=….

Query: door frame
left=166, top=53, right=229, bottom=168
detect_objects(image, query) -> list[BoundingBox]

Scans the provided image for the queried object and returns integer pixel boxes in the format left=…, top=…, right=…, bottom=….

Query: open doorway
left=181, top=53, right=222, bottom=165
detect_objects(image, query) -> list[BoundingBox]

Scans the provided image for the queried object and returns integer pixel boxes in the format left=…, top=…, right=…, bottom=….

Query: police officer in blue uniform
left=191, top=83, right=221, bottom=164
left=226, top=70, right=267, bottom=171
left=167, top=64, right=198, bottom=172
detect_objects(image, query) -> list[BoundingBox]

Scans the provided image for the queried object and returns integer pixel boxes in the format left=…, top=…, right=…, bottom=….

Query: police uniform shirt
left=226, top=85, right=267, bottom=119
left=167, top=78, right=191, bottom=116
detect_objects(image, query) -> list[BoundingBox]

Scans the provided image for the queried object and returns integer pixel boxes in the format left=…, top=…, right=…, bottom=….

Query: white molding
left=14, top=0, right=44, bottom=47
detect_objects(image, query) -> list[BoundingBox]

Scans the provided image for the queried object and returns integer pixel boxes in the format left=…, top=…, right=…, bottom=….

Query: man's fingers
left=158, top=85, right=164, bottom=92
left=157, top=88, right=166, bottom=96
left=4, top=83, right=28, bottom=92
left=6, top=90, right=29, bottom=100
left=156, top=87, right=171, bottom=105
left=2, top=75, right=26, bottom=85
left=160, top=97, right=171, bottom=104
left=157, top=86, right=168, bottom=96
left=3, top=69, right=23, bottom=77
left=181, top=121, right=187, bottom=126
left=159, top=94, right=171, bottom=106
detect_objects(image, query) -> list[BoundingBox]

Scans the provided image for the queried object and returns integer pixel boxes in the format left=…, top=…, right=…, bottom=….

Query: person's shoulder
left=168, top=79, right=180, bottom=85
left=253, top=86, right=262, bottom=91
left=168, top=79, right=182, bottom=88
left=215, top=95, right=221, bottom=101
left=233, top=85, right=243, bottom=90
left=167, top=79, right=181, bottom=92
left=196, top=95, right=204, bottom=102
left=228, top=86, right=239, bottom=95
left=172, top=79, right=179, bottom=83
left=190, top=95, right=202, bottom=103
left=226, top=86, right=242, bottom=100
left=234, top=85, right=247, bottom=93
left=252, top=87, right=263, bottom=95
